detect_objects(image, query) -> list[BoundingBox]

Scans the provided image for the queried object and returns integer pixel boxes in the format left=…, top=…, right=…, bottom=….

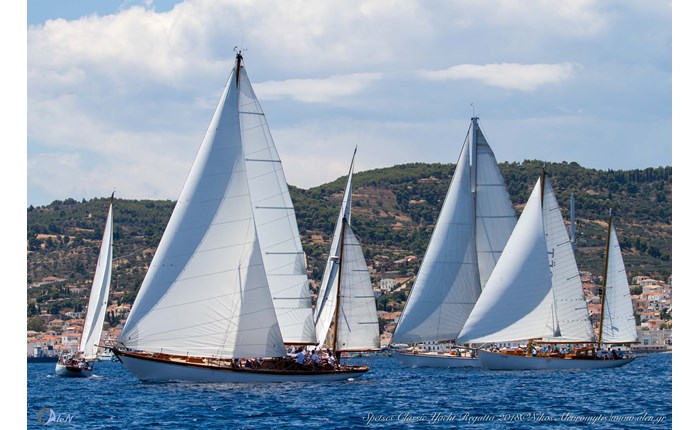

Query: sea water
left=27, top=353, right=671, bottom=429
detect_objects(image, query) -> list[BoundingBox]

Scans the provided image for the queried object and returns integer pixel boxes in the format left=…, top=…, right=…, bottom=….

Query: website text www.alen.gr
left=364, top=411, right=667, bottom=426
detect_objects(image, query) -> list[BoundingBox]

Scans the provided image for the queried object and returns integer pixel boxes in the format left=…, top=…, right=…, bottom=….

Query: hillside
left=26, top=161, right=671, bottom=316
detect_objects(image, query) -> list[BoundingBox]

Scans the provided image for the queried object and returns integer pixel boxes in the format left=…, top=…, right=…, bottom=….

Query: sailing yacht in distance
left=113, top=52, right=368, bottom=382
left=458, top=171, right=636, bottom=370
left=56, top=195, right=114, bottom=378
left=392, top=116, right=517, bottom=367
left=314, top=149, right=381, bottom=360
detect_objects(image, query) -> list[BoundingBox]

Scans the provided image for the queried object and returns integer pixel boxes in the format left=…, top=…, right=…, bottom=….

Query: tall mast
left=332, top=217, right=348, bottom=360
left=540, top=167, right=546, bottom=208
left=597, top=210, right=613, bottom=349
left=570, top=194, right=576, bottom=252
left=470, top=116, right=478, bottom=195
left=235, top=50, right=243, bottom=87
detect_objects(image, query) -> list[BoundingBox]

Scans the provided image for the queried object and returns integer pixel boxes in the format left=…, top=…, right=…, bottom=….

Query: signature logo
left=36, top=408, right=74, bottom=425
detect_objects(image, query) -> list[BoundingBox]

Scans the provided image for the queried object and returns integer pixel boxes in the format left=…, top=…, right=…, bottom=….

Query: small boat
left=113, top=52, right=368, bottom=382
left=391, top=116, right=516, bottom=368
left=457, top=170, right=637, bottom=370
left=55, top=195, right=114, bottom=378
left=313, top=149, right=381, bottom=361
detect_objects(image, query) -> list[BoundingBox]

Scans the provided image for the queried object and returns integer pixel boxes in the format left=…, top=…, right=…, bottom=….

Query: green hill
left=26, top=160, right=671, bottom=316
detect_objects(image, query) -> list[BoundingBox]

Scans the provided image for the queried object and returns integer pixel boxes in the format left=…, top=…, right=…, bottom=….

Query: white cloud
left=254, top=73, right=382, bottom=103
left=26, top=0, right=671, bottom=206
left=418, top=63, right=580, bottom=91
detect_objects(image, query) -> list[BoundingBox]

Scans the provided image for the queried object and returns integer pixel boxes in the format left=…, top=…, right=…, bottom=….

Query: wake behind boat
left=113, top=52, right=368, bottom=383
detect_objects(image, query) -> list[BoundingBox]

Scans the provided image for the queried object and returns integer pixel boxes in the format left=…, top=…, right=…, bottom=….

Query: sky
left=12, top=1, right=695, bottom=422
left=24, top=0, right=674, bottom=208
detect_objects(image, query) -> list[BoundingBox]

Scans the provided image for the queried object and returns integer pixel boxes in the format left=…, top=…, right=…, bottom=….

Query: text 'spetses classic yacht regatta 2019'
left=314, top=149, right=381, bottom=361
left=457, top=170, right=636, bottom=370
left=112, top=53, right=368, bottom=382
left=391, top=116, right=516, bottom=367
left=56, top=195, right=114, bottom=377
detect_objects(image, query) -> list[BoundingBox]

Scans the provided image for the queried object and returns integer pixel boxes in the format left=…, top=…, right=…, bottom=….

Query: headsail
left=599, top=218, right=638, bottom=344
left=314, top=150, right=356, bottom=347
left=392, top=138, right=480, bottom=344
left=457, top=178, right=555, bottom=343
left=119, top=55, right=285, bottom=359
left=238, top=63, right=317, bottom=345
left=79, top=197, right=113, bottom=360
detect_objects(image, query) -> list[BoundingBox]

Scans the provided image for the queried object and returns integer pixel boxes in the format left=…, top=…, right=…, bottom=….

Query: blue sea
left=27, top=353, right=672, bottom=429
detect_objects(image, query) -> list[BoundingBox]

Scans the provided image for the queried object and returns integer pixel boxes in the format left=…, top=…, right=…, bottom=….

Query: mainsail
left=79, top=197, right=113, bottom=360
left=457, top=172, right=594, bottom=344
left=238, top=64, right=317, bottom=345
left=315, top=150, right=380, bottom=351
left=119, top=54, right=285, bottom=359
left=599, top=219, right=638, bottom=344
left=470, top=118, right=518, bottom=290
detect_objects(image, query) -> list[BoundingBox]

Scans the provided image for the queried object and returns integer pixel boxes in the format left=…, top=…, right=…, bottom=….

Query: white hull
left=54, top=362, right=93, bottom=378
left=394, top=351, right=481, bottom=368
left=117, top=352, right=368, bottom=383
left=477, top=350, right=636, bottom=370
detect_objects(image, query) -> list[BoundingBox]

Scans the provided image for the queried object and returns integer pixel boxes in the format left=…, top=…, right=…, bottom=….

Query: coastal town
left=27, top=261, right=672, bottom=359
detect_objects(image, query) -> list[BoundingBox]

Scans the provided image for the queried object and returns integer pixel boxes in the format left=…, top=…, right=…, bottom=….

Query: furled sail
left=120, top=58, right=285, bottom=359
left=79, top=199, right=113, bottom=360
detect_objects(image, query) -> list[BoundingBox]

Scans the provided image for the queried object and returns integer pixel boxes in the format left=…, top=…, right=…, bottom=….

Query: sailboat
left=313, top=149, right=381, bottom=361
left=457, top=171, right=637, bottom=370
left=55, top=195, right=114, bottom=377
left=391, top=116, right=517, bottom=368
left=112, top=52, right=368, bottom=382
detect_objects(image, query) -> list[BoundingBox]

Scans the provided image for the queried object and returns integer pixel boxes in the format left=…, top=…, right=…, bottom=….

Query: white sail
left=457, top=178, right=556, bottom=343
left=119, top=60, right=285, bottom=359
left=79, top=200, right=113, bottom=360
left=470, top=118, right=518, bottom=290
left=392, top=141, right=480, bottom=344
left=238, top=66, right=317, bottom=345
left=600, top=221, right=638, bottom=343
left=335, top=224, right=381, bottom=351
left=542, top=178, right=594, bottom=341
left=314, top=151, right=356, bottom=348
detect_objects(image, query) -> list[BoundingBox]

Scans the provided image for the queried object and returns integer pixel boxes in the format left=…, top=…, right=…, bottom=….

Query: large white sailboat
left=56, top=195, right=114, bottom=377
left=457, top=171, right=636, bottom=370
left=314, top=149, right=381, bottom=360
left=392, top=117, right=516, bottom=367
left=112, top=53, right=368, bottom=382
